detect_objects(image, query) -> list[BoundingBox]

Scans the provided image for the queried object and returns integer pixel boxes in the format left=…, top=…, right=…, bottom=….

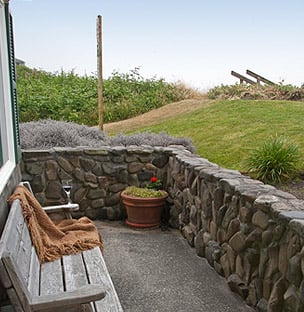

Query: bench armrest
left=43, top=203, right=79, bottom=214
left=20, top=182, right=80, bottom=214
left=30, top=285, right=106, bottom=310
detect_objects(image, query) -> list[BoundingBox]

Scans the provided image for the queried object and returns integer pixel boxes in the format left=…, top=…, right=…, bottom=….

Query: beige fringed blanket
left=8, top=185, right=104, bottom=263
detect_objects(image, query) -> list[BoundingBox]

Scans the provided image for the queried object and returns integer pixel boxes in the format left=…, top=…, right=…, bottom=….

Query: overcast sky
left=10, top=0, right=304, bottom=90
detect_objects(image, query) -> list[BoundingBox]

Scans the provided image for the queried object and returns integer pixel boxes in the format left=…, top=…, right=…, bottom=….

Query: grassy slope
left=107, top=99, right=304, bottom=171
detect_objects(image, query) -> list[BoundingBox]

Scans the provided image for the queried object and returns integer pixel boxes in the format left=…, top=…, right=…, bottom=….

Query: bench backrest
left=0, top=199, right=38, bottom=311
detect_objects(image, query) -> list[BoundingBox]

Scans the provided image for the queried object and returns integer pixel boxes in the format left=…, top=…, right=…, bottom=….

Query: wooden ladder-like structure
left=231, top=69, right=276, bottom=85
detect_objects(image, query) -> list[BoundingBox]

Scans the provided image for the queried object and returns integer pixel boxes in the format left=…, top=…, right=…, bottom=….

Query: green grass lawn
left=122, top=99, right=304, bottom=171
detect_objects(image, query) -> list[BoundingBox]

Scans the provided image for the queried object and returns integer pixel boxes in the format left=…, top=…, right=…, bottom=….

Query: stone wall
left=21, top=146, right=304, bottom=311
left=21, top=146, right=171, bottom=220
left=166, top=148, right=304, bottom=312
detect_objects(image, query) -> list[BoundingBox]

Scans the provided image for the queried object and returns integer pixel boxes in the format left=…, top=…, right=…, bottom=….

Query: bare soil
left=104, top=98, right=304, bottom=201
left=103, top=98, right=212, bottom=134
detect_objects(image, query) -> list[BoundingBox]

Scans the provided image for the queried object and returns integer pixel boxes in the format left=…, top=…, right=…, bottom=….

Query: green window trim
left=4, top=2, right=21, bottom=163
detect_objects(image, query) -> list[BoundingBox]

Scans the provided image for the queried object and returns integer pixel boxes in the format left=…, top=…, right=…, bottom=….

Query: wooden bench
left=0, top=198, right=124, bottom=311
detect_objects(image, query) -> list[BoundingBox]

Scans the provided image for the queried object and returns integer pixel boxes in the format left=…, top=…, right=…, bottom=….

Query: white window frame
left=0, top=1, right=16, bottom=193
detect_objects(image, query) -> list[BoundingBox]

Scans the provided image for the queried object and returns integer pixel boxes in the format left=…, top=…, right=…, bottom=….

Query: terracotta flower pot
left=121, top=191, right=168, bottom=228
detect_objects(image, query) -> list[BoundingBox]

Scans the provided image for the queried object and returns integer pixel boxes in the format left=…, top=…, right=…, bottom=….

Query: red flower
left=150, top=177, right=158, bottom=183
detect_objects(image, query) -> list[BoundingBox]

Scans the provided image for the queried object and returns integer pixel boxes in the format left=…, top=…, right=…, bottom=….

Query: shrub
left=110, top=131, right=196, bottom=153
left=246, top=136, right=300, bottom=184
left=17, top=66, right=202, bottom=126
left=20, top=119, right=110, bottom=149
left=208, top=83, right=304, bottom=101
left=19, top=119, right=196, bottom=152
left=16, top=66, right=98, bottom=125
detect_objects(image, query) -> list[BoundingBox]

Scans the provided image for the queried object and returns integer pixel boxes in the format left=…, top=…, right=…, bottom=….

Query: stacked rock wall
left=21, top=146, right=304, bottom=311
left=21, top=146, right=170, bottom=220
left=167, top=148, right=304, bottom=312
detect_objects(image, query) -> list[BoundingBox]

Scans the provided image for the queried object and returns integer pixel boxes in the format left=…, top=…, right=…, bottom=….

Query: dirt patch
left=103, top=98, right=213, bottom=134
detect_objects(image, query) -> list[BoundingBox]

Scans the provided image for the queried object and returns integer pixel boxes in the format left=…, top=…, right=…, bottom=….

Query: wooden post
left=246, top=70, right=276, bottom=85
left=97, top=15, right=103, bottom=130
left=231, top=71, right=256, bottom=85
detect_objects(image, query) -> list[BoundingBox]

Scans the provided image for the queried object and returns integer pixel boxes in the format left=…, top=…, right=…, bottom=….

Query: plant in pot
left=121, top=177, right=168, bottom=229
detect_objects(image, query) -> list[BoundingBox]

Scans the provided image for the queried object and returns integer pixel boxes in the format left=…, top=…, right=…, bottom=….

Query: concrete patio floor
left=96, top=220, right=255, bottom=312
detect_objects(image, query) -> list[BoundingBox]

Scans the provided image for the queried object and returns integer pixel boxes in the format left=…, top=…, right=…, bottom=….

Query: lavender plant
left=20, top=119, right=196, bottom=152
left=110, top=131, right=196, bottom=153
left=20, top=119, right=110, bottom=149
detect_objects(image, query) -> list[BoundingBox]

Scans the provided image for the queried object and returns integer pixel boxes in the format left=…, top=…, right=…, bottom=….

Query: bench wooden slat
left=15, top=218, right=33, bottom=287
left=0, top=200, right=30, bottom=310
left=1, top=199, right=25, bottom=258
left=0, top=199, right=25, bottom=289
left=40, top=259, right=63, bottom=295
left=83, top=247, right=123, bottom=312
left=62, top=253, right=97, bottom=312
left=62, top=253, right=88, bottom=290
left=28, top=247, right=40, bottom=296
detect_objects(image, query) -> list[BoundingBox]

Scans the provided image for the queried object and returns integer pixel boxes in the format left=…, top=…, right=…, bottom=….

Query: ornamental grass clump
left=246, top=136, right=300, bottom=184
